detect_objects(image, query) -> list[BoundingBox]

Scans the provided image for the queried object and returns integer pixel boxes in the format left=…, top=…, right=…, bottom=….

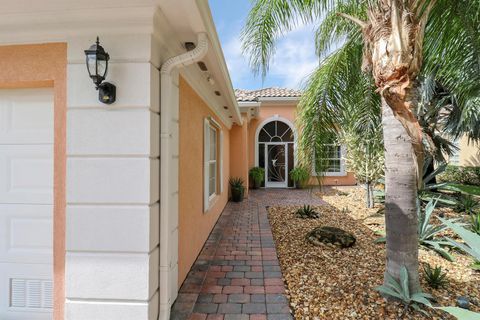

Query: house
left=0, top=1, right=355, bottom=320
left=235, top=88, right=357, bottom=188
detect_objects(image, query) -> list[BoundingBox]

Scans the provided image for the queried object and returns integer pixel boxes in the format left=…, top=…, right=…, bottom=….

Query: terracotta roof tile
left=235, top=87, right=302, bottom=102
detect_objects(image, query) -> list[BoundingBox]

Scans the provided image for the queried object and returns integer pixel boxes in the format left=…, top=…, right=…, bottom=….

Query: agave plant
left=471, top=213, right=480, bottom=235
left=435, top=218, right=480, bottom=319
left=418, top=199, right=455, bottom=261
left=376, top=266, right=433, bottom=316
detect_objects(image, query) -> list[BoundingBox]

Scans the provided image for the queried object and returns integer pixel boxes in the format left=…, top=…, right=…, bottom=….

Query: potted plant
left=249, top=167, right=265, bottom=189
left=229, top=177, right=245, bottom=202
left=290, top=166, right=310, bottom=189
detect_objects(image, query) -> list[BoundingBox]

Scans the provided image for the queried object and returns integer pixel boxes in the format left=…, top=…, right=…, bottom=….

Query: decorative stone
left=306, top=226, right=356, bottom=248
left=457, top=296, right=470, bottom=310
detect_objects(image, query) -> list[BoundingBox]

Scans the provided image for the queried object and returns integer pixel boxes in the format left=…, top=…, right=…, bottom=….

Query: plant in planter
left=290, top=166, right=310, bottom=189
left=249, top=167, right=265, bottom=189
left=229, top=177, right=245, bottom=202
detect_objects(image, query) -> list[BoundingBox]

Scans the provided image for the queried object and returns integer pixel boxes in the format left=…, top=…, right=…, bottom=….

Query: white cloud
left=222, top=24, right=318, bottom=89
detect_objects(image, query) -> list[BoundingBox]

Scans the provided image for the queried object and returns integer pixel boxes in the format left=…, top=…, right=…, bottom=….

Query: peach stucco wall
left=178, top=77, right=230, bottom=286
left=247, top=103, right=357, bottom=186
left=230, top=115, right=249, bottom=196
left=0, top=43, right=67, bottom=320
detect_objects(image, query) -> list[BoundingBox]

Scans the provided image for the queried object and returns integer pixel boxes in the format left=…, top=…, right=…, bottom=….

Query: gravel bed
left=268, top=187, right=479, bottom=319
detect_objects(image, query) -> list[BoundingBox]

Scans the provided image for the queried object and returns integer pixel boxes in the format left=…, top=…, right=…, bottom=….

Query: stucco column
left=65, top=34, right=160, bottom=320
left=229, top=115, right=250, bottom=196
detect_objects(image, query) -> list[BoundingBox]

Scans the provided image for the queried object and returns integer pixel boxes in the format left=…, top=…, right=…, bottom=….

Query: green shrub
left=438, top=165, right=480, bottom=186
left=249, top=167, right=265, bottom=188
left=289, top=166, right=310, bottom=188
left=296, top=205, right=319, bottom=219
left=423, top=263, right=448, bottom=289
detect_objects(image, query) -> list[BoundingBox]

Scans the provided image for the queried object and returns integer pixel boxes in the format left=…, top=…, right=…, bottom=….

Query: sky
left=209, top=0, right=319, bottom=90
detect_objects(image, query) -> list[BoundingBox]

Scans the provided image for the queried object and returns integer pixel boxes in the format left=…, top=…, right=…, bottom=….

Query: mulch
left=267, top=187, right=480, bottom=319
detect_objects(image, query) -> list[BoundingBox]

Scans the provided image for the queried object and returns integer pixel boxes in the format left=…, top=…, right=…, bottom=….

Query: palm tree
left=242, top=0, right=480, bottom=293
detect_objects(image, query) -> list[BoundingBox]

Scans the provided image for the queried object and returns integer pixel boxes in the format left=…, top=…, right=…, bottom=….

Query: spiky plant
left=376, top=266, right=433, bottom=317
left=296, top=205, right=319, bottom=219
left=423, top=263, right=448, bottom=289
left=454, top=195, right=479, bottom=214
left=418, top=199, right=455, bottom=261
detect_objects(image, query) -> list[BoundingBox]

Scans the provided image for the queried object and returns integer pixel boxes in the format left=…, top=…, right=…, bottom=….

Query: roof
left=235, top=87, right=302, bottom=102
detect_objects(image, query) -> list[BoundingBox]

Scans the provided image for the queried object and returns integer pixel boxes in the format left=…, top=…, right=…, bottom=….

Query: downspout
left=158, top=32, right=209, bottom=320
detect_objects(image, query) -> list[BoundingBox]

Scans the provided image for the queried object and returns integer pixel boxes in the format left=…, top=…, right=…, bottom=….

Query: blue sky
left=209, top=0, right=319, bottom=90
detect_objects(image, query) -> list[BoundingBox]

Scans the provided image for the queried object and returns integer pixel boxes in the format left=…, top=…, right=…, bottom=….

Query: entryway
left=256, top=118, right=295, bottom=188
left=0, top=88, right=54, bottom=319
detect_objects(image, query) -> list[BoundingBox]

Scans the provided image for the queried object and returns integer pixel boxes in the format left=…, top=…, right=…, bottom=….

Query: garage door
left=0, top=88, right=54, bottom=319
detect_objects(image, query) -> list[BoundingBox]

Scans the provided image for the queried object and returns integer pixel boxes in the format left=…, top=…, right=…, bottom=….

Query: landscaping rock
left=457, top=296, right=470, bottom=310
left=305, top=226, right=356, bottom=248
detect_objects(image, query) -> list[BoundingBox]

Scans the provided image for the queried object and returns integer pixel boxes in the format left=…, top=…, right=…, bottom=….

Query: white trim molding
left=311, top=145, right=347, bottom=177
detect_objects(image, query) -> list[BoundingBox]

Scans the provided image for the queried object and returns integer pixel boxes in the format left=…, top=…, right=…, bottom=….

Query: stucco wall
left=247, top=103, right=356, bottom=186
left=459, top=136, right=480, bottom=166
left=178, top=77, right=230, bottom=285
left=230, top=116, right=249, bottom=195
left=0, top=43, right=67, bottom=320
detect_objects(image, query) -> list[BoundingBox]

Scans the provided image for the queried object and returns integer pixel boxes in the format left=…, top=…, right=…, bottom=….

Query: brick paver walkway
left=170, top=189, right=325, bottom=320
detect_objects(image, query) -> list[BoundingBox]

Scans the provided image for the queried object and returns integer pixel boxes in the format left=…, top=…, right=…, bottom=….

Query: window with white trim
left=204, top=117, right=222, bottom=212
left=449, top=139, right=460, bottom=165
left=313, top=141, right=346, bottom=176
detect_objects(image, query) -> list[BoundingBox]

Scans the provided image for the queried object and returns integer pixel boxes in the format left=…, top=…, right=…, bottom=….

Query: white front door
left=265, top=143, right=288, bottom=188
left=0, top=88, right=54, bottom=319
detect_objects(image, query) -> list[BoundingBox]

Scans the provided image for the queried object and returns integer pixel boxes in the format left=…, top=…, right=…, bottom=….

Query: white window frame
left=449, top=139, right=461, bottom=165
left=204, top=117, right=222, bottom=212
left=311, top=144, right=347, bottom=177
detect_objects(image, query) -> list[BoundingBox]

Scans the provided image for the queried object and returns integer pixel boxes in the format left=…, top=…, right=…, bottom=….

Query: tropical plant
left=440, top=217, right=480, bottom=263
left=229, top=177, right=245, bottom=202
left=376, top=266, right=433, bottom=317
left=454, top=195, right=479, bottom=214
left=422, top=263, right=447, bottom=289
left=471, top=212, right=480, bottom=235
left=418, top=199, right=454, bottom=261
left=242, top=0, right=480, bottom=293
left=340, top=130, right=384, bottom=208
left=249, top=167, right=265, bottom=189
left=435, top=218, right=480, bottom=319
left=296, top=205, right=319, bottom=219
left=289, top=166, right=310, bottom=188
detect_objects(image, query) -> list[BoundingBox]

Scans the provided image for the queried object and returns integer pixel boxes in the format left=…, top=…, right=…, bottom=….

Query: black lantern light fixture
left=84, top=37, right=116, bottom=104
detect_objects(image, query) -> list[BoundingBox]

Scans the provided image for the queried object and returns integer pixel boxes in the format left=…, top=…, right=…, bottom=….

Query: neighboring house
left=0, top=2, right=355, bottom=320
left=235, top=88, right=357, bottom=188
left=449, top=135, right=480, bottom=166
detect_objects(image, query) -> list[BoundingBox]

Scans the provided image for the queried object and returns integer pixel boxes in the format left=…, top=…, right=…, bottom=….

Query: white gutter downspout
left=159, top=32, right=209, bottom=320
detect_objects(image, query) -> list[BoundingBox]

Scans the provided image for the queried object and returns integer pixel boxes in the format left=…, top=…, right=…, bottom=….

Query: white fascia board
left=0, top=6, right=156, bottom=45
left=196, top=0, right=243, bottom=125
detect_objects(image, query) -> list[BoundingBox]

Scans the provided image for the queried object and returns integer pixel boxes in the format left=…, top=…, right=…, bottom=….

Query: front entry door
left=265, top=143, right=288, bottom=188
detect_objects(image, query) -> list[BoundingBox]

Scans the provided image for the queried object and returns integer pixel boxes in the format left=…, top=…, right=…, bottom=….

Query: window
left=449, top=139, right=460, bottom=165
left=204, top=117, right=223, bottom=212
left=313, top=142, right=346, bottom=176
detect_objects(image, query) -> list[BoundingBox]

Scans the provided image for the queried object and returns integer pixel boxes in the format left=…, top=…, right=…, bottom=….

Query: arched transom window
left=258, top=120, right=294, bottom=143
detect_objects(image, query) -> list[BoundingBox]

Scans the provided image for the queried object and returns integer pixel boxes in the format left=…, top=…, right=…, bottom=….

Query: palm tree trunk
left=382, top=99, right=420, bottom=293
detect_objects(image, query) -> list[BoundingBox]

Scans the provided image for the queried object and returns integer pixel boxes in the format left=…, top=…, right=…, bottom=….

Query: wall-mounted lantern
left=84, top=37, right=116, bottom=104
